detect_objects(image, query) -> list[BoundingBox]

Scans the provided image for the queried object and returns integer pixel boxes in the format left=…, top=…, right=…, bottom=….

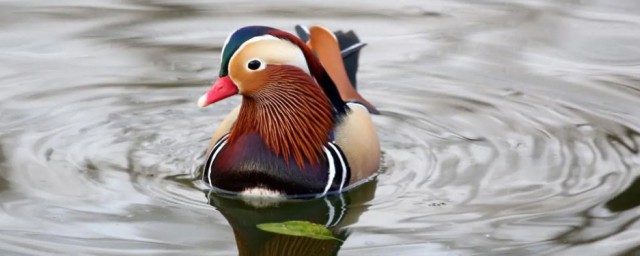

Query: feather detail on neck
left=229, top=65, right=334, bottom=168
left=268, top=29, right=348, bottom=117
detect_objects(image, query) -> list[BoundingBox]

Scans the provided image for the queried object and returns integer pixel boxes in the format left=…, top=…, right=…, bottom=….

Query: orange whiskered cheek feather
left=228, top=65, right=334, bottom=169
left=228, top=60, right=268, bottom=96
left=238, top=69, right=270, bottom=96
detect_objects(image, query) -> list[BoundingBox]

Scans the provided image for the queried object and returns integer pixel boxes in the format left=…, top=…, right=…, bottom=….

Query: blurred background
left=0, top=0, right=639, bottom=255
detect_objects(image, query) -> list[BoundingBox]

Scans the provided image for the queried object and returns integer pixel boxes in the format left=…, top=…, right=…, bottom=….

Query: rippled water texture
left=1, top=0, right=640, bottom=255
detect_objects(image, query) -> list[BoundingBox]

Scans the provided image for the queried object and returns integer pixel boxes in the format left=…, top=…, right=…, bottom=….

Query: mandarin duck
left=198, top=25, right=380, bottom=197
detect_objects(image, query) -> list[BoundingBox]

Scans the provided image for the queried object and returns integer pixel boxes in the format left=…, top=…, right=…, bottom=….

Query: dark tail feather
left=334, top=30, right=366, bottom=89
left=294, top=25, right=310, bottom=43
left=295, top=25, right=366, bottom=89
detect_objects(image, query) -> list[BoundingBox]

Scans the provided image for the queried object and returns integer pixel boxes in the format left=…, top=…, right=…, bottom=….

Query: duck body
left=199, top=25, right=379, bottom=197
left=204, top=132, right=350, bottom=195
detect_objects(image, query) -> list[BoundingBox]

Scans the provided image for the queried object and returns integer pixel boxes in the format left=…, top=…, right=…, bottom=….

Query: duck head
left=197, top=26, right=346, bottom=115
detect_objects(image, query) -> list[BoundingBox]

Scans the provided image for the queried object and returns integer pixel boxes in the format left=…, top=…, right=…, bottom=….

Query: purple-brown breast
left=209, top=132, right=331, bottom=195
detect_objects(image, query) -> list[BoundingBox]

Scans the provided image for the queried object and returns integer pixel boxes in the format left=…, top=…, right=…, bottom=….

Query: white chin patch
left=239, top=187, right=285, bottom=208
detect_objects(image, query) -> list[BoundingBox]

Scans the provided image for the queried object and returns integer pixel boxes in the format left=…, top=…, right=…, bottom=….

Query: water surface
left=1, top=0, right=640, bottom=255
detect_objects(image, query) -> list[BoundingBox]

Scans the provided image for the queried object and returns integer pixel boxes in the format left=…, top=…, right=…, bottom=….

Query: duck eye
left=247, top=59, right=262, bottom=70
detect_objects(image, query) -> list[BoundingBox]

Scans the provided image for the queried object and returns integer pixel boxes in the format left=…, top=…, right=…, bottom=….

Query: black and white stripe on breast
left=202, top=134, right=229, bottom=187
left=202, top=134, right=351, bottom=196
left=320, top=142, right=351, bottom=196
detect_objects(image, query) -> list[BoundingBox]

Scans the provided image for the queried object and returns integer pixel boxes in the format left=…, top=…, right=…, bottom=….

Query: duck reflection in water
left=206, top=180, right=377, bottom=256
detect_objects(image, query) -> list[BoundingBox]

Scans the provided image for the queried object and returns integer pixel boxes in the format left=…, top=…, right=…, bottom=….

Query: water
left=1, top=0, right=640, bottom=255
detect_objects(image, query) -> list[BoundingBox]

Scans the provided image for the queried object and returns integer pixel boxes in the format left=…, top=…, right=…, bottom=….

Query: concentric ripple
left=357, top=80, right=640, bottom=254
left=0, top=0, right=639, bottom=255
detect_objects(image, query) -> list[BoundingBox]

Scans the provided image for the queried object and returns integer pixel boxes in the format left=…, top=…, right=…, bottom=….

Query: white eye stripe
left=228, top=35, right=279, bottom=84
left=228, top=34, right=310, bottom=77
left=231, top=35, right=279, bottom=69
